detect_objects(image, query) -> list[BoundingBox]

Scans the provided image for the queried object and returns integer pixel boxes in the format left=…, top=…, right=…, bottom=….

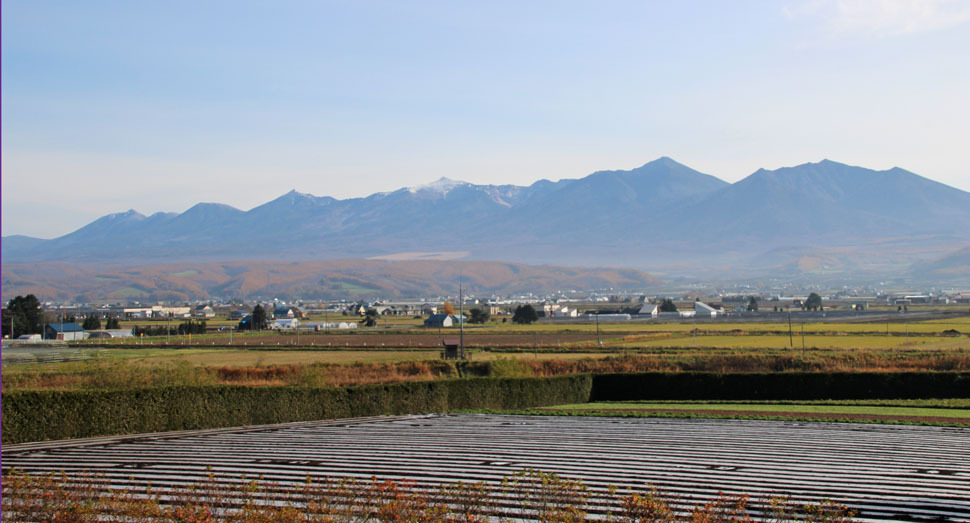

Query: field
left=532, top=399, right=970, bottom=426
left=4, top=414, right=968, bottom=521
left=4, top=315, right=970, bottom=521
left=83, top=315, right=970, bottom=351
left=4, top=315, right=969, bottom=392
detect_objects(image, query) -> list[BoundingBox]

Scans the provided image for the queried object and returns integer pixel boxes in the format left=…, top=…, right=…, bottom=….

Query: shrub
left=487, top=357, right=534, bottom=378
left=2, top=375, right=593, bottom=444
left=1, top=469, right=857, bottom=522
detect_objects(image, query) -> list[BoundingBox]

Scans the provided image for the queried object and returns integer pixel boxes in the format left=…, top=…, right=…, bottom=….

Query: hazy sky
left=3, top=0, right=970, bottom=238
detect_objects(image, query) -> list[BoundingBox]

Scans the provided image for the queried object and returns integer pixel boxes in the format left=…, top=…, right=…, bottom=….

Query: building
left=638, top=303, right=659, bottom=317
left=271, top=318, right=300, bottom=330
left=44, top=323, right=88, bottom=341
left=273, top=307, right=296, bottom=319
left=694, top=301, right=723, bottom=317
left=424, top=314, right=454, bottom=328
left=441, top=338, right=461, bottom=360
left=193, top=305, right=216, bottom=319
left=86, top=329, right=134, bottom=339
left=151, top=306, right=191, bottom=319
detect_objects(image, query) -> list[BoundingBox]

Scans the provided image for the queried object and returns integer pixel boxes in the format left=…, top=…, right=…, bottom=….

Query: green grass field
left=613, top=333, right=969, bottom=350
left=519, top=398, right=970, bottom=426
left=541, top=401, right=970, bottom=418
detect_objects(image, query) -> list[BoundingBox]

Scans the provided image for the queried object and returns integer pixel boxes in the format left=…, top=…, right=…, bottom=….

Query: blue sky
left=3, top=0, right=970, bottom=238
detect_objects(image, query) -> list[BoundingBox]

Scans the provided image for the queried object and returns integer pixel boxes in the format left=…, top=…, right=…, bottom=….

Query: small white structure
left=694, top=301, right=722, bottom=317
left=557, top=306, right=578, bottom=318
left=271, top=318, right=300, bottom=330
left=587, top=314, right=632, bottom=321
left=86, top=329, right=134, bottom=339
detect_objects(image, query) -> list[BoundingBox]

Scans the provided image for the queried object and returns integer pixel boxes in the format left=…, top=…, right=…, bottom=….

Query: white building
left=271, top=318, right=300, bottom=330
left=694, top=301, right=722, bottom=317
left=87, top=329, right=135, bottom=339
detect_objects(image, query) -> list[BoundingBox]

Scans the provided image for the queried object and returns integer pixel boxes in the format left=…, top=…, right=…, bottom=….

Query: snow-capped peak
left=408, top=177, right=467, bottom=196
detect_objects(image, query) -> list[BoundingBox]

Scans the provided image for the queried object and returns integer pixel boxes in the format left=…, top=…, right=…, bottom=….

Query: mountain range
left=4, top=157, right=970, bottom=299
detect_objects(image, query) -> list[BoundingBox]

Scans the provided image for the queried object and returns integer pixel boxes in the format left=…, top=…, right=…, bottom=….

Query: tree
left=3, top=294, right=43, bottom=338
left=512, top=304, right=538, bottom=324
left=746, top=297, right=759, bottom=312
left=82, top=315, right=102, bottom=330
left=658, top=298, right=678, bottom=313
left=442, top=301, right=455, bottom=315
left=468, top=307, right=490, bottom=324
left=805, top=293, right=823, bottom=311
left=251, top=304, right=268, bottom=331
left=363, top=308, right=378, bottom=327
left=178, top=320, right=207, bottom=335
left=105, top=317, right=121, bottom=330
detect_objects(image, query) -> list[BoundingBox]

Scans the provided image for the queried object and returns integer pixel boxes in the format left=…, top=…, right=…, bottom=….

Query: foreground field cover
left=3, top=415, right=968, bottom=521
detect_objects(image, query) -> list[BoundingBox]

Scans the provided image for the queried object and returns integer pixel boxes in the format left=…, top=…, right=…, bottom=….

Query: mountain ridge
left=4, top=157, right=970, bottom=282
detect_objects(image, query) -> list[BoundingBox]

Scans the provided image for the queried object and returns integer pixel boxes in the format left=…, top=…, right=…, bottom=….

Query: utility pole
left=459, top=274, right=465, bottom=360
left=787, top=311, right=793, bottom=349
left=596, top=311, right=603, bottom=348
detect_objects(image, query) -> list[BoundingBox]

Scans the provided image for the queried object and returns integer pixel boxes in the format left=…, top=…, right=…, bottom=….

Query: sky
left=3, top=0, right=970, bottom=238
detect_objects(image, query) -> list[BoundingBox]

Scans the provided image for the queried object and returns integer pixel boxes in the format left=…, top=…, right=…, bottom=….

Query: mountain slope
left=4, top=158, right=969, bottom=282
left=0, top=259, right=662, bottom=302
left=678, top=160, right=970, bottom=246
left=909, top=245, right=970, bottom=281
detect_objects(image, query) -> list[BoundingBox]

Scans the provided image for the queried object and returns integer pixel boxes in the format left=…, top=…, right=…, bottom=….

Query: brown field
left=135, top=349, right=611, bottom=367
left=180, top=332, right=603, bottom=348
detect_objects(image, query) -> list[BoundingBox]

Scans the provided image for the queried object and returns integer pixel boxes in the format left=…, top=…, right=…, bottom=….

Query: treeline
left=131, top=320, right=207, bottom=337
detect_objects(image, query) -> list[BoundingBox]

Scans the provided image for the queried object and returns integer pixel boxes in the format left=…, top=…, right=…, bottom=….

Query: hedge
left=591, top=372, right=970, bottom=402
left=5, top=372, right=969, bottom=444
left=1, top=375, right=593, bottom=444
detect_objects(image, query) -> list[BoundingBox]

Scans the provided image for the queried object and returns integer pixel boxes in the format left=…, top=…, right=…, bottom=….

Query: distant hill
left=4, top=157, right=970, bottom=284
left=677, top=160, right=970, bottom=245
left=908, top=246, right=970, bottom=281
left=0, top=259, right=662, bottom=302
